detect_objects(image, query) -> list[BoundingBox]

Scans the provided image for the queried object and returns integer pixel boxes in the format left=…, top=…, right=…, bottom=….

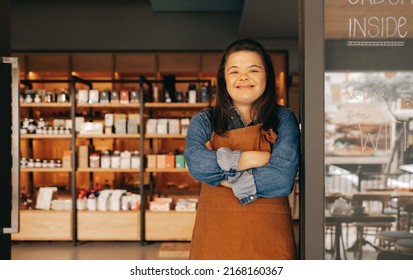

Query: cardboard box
left=130, top=90, right=140, bottom=103
left=78, top=145, right=89, bottom=157
left=146, top=119, right=157, bottom=134
left=156, top=155, right=166, bottom=169
left=100, top=90, right=110, bottom=103
left=62, top=150, right=72, bottom=168
left=120, top=90, right=129, bottom=104
left=78, top=156, right=88, bottom=168
left=175, top=155, right=185, bottom=168
left=157, top=119, right=168, bottom=134
left=168, top=119, right=180, bottom=135
left=165, top=154, right=175, bottom=168
left=127, top=119, right=139, bottom=134
left=77, top=89, right=88, bottom=104
left=110, top=91, right=119, bottom=103
left=147, top=155, right=157, bottom=169
left=88, top=89, right=100, bottom=103
left=104, top=113, right=114, bottom=127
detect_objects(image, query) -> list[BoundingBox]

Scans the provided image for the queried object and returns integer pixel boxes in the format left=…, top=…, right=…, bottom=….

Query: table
left=343, top=191, right=413, bottom=230
left=344, top=191, right=413, bottom=200
left=325, top=156, right=390, bottom=165
left=325, top=213, right=395, bottom=260
left=400, top=164, right=413, bottom=173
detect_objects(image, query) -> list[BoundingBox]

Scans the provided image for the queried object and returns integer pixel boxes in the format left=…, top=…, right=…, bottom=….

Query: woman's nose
left=239, top=73, right=249, bottom=81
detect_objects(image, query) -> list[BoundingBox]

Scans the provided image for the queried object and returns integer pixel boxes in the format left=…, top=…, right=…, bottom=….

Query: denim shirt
left=184, top=106, right=300, bottom=199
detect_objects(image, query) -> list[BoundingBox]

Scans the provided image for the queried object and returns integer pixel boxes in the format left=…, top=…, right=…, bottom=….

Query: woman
left=184, top=39, right=300, bottom=259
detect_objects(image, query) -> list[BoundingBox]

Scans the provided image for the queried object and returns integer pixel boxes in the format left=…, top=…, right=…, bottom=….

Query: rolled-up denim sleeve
left=253, top=108, right=300, bottom=198
left=184, top=111, right=225, bottom=186
left=216, top=147, right=256, bottom=205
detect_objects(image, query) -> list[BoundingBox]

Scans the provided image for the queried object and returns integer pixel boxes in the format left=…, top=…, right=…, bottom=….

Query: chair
left=376, top=249, right=413, bottom=260
left=376, top=202, right=413, bottom=250
left=395, top=239, right=413, bottom=254
left=325, top=193, right=348, bottom=259
left=351, top=193, right=393, bottom=259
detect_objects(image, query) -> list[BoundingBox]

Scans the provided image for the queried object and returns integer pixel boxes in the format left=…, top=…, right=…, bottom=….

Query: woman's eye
left=229, top=71, right=238, bottom=75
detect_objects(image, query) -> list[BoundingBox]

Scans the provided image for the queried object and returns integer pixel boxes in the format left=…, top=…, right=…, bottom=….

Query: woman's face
left=224, top=50, right=266, bottom=108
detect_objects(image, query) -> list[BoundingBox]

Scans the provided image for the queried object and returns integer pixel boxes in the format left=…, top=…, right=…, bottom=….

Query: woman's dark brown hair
left=212, top=39, right=280, bottom=135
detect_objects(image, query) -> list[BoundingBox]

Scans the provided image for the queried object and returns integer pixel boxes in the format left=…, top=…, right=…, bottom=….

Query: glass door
left=324, top=0, right=413, bottom=260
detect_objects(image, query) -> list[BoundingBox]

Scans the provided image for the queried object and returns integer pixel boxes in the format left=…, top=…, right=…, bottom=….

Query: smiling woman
left=225, top=50, right=266, bottom=124
left=184, top=39, right=301, bottom=260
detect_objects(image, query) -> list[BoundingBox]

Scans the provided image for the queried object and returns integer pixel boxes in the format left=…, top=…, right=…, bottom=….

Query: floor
left=12, top=241, right=165, bottom=260
left=11, top=222, right=380, bottom=260
left=324, top=226, right=380, bottom=260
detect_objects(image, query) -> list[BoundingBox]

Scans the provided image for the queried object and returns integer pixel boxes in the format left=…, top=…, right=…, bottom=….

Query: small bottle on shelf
left=153, top=85, right=159, bottom=102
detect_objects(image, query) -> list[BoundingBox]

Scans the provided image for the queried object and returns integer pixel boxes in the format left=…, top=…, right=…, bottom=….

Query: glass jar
left=111, top=150, right=121, bottom=168
left=34, top=94, right=41, bottom=103
left=20, top=157, right=28, bottom=168
left=89, top=153, right=100, bottom=168
left=27, top=119, right=36, bottom=134
left=34, top=159, right=42, bottom=168
left=38, top=118, right=46, bottom=129
left=27, top=158, right=34, bottom=168
left=131, top=151, right=141, bottom=168
left=101, top=150, right=111, bottom=168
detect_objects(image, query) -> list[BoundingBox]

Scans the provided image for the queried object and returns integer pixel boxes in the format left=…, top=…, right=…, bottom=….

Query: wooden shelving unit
left=21, top=134, right=72, bottom=139
left=20, top=168, right=72, bottom=172
left=20, top=103, right=71, bottom=108
left=77, top=134, right=140, bottom=139
left=12, top=52, right=287, bottom=243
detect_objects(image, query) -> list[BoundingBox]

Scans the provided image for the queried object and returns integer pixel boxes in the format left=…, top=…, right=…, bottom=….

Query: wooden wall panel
left=158, top=54, right=200, bottom=73
left=115, top=54, right=156, bottom=73
left=72, top=54, right=113, bottom=72
left=27, top=54, right=69, bottom=73
left=271, top=53, right=287, bottom=75
left=201, top=53, right=221, bottom=74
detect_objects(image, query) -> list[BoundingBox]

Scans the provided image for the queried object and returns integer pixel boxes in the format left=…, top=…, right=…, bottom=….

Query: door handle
left=2, top=57, right=20, bottom=234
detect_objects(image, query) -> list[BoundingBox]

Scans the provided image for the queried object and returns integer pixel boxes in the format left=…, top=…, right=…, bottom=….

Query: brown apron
left=189, top=124, right=296, bottom=260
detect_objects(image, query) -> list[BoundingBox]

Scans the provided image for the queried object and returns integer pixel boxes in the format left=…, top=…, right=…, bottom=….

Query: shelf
left=146, top=211, right=196, bottom=241
left=146, top=168, right=189, bottom=173
left=77, top=168, right=188, bottom=173
left=77, top=103, right=140, bottom=108
left=21, top=134, right=72, bottom=139
left=20, top=103, right=71, bottom=108
left=78, top=211, right=140, bottom=241
left=77, top=134, right=140, bottom=139
left=145, top=134, right=185, bottom=139
left=12, top=210, right=71, bottom=241
left=145, top=102, right=209, bottom=108
left=77, top=168, right=140, bottom=172
left=20, top=168, right=72, bottom=172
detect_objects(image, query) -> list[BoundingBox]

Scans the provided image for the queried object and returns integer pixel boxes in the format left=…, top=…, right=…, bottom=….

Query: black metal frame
left=0, top=0, right=12, bottom=261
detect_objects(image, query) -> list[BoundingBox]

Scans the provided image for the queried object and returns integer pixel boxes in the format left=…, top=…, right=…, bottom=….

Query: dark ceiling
left=149, top=0, right=299, bottom=39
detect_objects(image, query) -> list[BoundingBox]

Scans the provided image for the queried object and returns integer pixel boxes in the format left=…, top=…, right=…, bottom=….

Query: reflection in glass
left=324, top=71, right=413, bottom=259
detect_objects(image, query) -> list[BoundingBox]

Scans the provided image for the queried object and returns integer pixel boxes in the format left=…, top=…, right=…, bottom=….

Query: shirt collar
left=229, top=106, right=255, bottom=128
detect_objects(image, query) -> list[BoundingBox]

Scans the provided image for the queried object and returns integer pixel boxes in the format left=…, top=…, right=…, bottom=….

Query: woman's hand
left=220, top=180, right=232, bottom=188
left=205, top=141, right=212, bottom=150
left=237, top=151, right=270, bottom=171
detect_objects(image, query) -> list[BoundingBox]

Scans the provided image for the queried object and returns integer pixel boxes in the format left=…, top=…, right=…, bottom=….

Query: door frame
left=300, top=0, right=325, bottom=259
left=0, top=0, right=12, bottom=260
